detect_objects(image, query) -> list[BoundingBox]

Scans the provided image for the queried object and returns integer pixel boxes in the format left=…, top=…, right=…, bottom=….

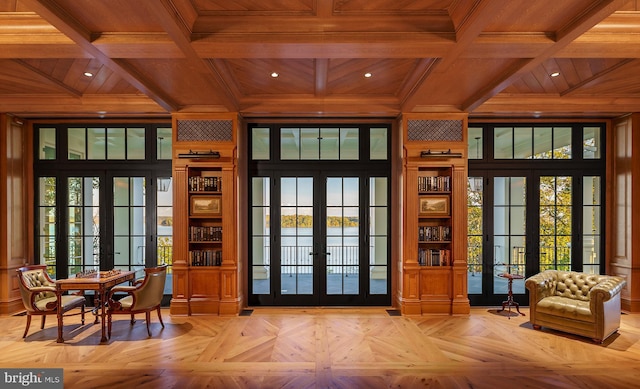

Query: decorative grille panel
left=407, top=119, right=462, bottom=142
left=177, top=119, right=233, bottom=142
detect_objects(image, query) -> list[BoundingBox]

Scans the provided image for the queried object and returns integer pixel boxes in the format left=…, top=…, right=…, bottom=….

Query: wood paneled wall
left=0, top=114, right=31, bottom=314
left=0, top=113, right=639, bottom=314
left=610, top=115, right=640, bottom=312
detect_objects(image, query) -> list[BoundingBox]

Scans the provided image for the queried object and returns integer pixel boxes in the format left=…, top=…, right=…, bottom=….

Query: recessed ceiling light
left=271, top=72, right=279, bottom=78
left=364, top=72, right=372, bottom=78
left=83, top=72, right=93, bottom=77
left=550, top=72, right=560, bottom=77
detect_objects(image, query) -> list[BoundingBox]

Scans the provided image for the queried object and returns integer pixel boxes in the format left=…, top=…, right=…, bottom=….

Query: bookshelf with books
left=400, top=113, right=470, bottom=315
left=417, top=168, right=452, bottom=268
left=188, top=170, right=223, bottom=267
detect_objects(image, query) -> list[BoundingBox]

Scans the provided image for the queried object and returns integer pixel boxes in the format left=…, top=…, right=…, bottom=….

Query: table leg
left=99, top=288, right=108, bottom=343
left=513, top=301, right=524, bottom=316
left=56, top=291, right=64, bottom=343
left=93, top=290, right=100, bottom=324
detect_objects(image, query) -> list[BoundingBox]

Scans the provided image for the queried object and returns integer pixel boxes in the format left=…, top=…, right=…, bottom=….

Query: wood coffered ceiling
left=2, top=0, right=640, bottom=118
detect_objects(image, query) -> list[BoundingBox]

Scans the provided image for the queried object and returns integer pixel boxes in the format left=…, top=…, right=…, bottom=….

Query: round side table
left=498, top=273, right=525, bottom=318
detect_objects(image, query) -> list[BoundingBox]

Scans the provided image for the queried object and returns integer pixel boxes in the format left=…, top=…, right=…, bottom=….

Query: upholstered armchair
left=16, top=265, right=86, bottom=338
left=106, top=264, right=167, bottom=338
left=525, top=270, right=626, bottom=343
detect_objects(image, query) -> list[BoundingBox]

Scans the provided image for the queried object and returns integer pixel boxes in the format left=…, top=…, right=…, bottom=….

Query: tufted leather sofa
left=525, top=270, right=626, bottom=343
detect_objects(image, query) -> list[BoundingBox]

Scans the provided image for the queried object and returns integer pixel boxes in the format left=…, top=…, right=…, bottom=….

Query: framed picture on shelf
left=419, top=195, right=449, bottom=216
left=190, top=195, right=222, bottom=216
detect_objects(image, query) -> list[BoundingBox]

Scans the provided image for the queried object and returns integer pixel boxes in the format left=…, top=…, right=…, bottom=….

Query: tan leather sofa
left=525, top=270, right=626, bottom=343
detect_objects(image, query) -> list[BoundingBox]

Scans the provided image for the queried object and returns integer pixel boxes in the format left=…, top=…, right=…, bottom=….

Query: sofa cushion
left=536, top=296, right=595, bottom=323
left=555, top=272, right=601, bottom=301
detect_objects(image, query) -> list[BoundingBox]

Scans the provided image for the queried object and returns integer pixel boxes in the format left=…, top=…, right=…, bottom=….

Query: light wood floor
left=1, top=307, right=640, bottom=388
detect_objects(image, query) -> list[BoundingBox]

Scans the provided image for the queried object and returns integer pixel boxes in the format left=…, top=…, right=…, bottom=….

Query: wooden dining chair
left=16, top=265, right=86, bottom=338
left=106, top=264, right=167, bottom=338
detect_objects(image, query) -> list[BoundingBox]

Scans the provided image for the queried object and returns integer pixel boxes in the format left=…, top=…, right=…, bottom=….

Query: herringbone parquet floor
left=1, top=307, right=640, bottom=388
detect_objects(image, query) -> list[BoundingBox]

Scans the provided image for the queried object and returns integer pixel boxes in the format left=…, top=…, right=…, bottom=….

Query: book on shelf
left=189, top=226, right=222, bottom=242
left=189, top=249, right=222, bottom=266
left=189, top=176, right=222, bottom=192
left=418, top=248, right=451, bottom=266
left=418, top=175, right=451, bottom=192
left=418, top=226, right=451, bottom=242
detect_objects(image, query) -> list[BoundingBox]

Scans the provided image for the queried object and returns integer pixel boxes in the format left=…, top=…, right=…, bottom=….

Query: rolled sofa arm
left=525, top=270, right=557, bottom=304
left=590, top=276, right=626, bottom=303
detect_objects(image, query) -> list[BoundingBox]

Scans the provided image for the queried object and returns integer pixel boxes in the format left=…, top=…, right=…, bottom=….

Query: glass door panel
left=67, top=177, right=100, bottom=276
left=582, top=176, right=601, bottom=274
left=539, top=176, right=572, bottom=272
left=113, top=176, right=146, bottom=274
left=467, top=176, right=483, bottom=295
left=280, top=177, right=314, bottom=295
left=326, top=177, right=359, bottom=295
left=369, top=177, right=388, bottom=295
left=251, top=177, right=271, bottom=295
left=493, top=177, right=526, bottom=295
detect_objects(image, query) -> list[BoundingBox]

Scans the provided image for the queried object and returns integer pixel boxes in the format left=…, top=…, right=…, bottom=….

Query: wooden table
left=55, top=270, right=136, bottom=343
left=498, top=273, right=525, bottom=319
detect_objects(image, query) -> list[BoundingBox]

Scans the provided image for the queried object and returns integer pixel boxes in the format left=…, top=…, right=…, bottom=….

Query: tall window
left=34, top=123, right=173, bottom=293
left=466, top=123, right=605, bottom=306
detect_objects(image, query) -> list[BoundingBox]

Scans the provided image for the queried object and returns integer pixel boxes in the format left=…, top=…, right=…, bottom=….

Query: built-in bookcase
left=400, top=113, right=470, bottom=315
left=169, top=113, right=239, bottom=316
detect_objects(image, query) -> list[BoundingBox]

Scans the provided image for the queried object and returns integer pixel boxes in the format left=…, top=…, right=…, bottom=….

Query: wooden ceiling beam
left=475, top=93, right=640, bottom=116
left=192, top=33, right=454, bottom=58
left=20, top=0, right=178, bottom=112
left=461, top=0, right=622, bottom=112
left=147, top=0, right=238, bottom=111
left=439, top=0, right=506, bottom=68
left=402, top=0, right=505, bottom=111
left=191, top=14, right=453, bottom=34
left=557, top=32, right=640, bottom=58
left=239, top=95, right=401, bottom=117
left=10, top=29, right=640, bottom=61
left=315, top=59, right=329, bottom=97
left=0, top=94, right=167, bottom=117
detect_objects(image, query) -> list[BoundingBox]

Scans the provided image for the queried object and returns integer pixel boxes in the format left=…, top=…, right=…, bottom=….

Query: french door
left=44, top=170, right=167, bottom=280
left=468, top=169, right=603, bottom=306
left=249, top=171, right=390, bottom=306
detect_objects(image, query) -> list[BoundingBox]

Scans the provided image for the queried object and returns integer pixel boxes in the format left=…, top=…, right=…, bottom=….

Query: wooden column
left=0, top=114, right=31, bottom=314
left=610, top=115, right=640, bottom=312
left=169, top=165, right=190, bottom=315
left=400, top=164, right=422, bottom=315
